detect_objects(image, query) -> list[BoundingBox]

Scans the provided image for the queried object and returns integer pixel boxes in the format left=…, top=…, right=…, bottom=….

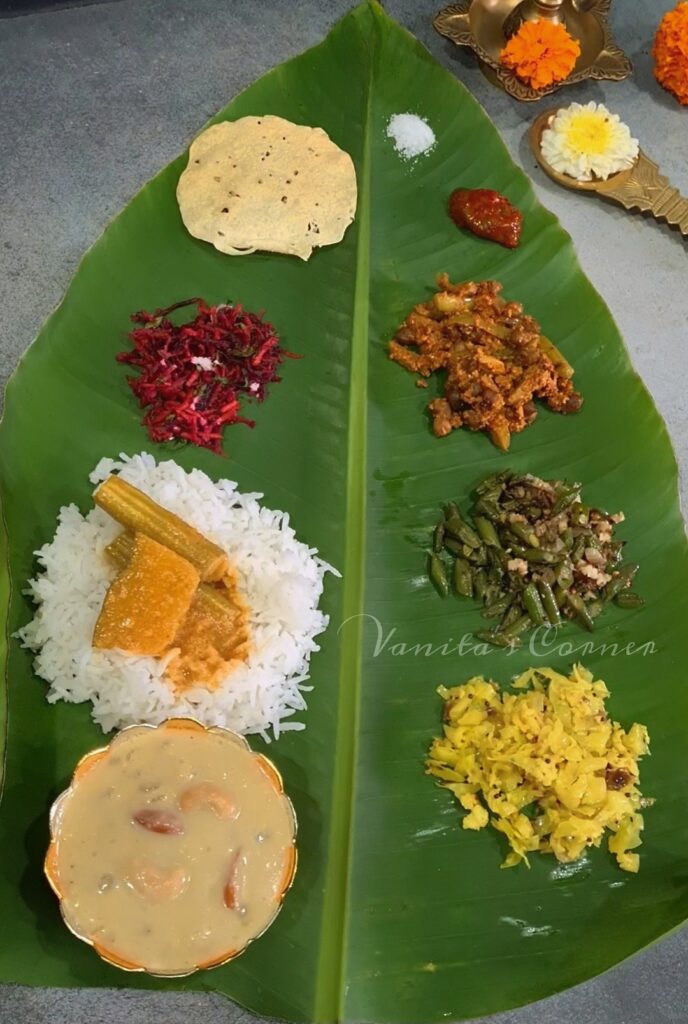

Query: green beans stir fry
left=428, top=472, right=642, bottom=647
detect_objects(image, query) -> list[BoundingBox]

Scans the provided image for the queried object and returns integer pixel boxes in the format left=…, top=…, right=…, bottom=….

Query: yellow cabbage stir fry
left=426, top=665, right=651, bottom=872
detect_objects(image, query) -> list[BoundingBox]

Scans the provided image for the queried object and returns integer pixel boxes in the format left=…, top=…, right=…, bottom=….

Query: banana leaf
left=1, top=2, right=687, bottom=1021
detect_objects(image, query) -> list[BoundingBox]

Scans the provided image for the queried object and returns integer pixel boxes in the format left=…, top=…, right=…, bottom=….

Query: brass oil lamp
left=433, top=0, right=632, bottom=101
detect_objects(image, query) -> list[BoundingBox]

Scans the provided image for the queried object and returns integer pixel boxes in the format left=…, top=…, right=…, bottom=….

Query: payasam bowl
left=44, top=718, right=298, bottom=978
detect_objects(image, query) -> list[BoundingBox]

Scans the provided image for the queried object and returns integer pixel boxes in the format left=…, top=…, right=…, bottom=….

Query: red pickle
left=448, top=188, right=523, bottom=249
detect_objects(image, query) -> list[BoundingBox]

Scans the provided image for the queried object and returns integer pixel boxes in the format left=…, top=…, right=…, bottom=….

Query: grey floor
left=1, top=0, right=687, bottom=1021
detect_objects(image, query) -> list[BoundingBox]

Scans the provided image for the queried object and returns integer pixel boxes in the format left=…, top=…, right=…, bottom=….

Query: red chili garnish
left=116, top=298, right=299, bottom=454
left=448, top=188, right=523, bottom=249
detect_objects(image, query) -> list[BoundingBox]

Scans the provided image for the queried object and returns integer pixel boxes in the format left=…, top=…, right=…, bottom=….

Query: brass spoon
left=529, top=109, right=688, bottom=237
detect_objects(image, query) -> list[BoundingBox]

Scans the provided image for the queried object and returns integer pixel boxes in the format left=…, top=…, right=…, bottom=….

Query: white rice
left=16, top=452, right=338, bottom=740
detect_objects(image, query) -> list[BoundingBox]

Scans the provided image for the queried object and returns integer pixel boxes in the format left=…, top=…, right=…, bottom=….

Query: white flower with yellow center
left=541, top=102, right=639, bottom=182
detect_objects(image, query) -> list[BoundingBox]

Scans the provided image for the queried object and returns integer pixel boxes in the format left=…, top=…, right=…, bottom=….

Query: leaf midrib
left=312, top=7, right=375, bottom=1021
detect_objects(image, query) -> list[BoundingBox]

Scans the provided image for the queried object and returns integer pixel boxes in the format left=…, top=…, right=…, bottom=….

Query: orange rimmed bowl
left=45, top=718, right=298, bottom=978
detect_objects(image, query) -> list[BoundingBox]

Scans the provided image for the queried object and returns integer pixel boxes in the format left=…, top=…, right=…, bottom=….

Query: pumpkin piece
left=93, top=532, right=199, bottom=656
left=166, top=569, right=251, bottom=690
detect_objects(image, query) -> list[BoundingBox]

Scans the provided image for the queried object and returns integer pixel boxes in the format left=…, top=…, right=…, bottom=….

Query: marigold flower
left=653, top=1, right=688, bottom=105
left=500, top=18, right=581, bottom=91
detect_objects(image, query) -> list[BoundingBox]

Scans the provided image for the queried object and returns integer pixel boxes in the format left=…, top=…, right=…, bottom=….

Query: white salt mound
left=17, top=452, right=338, bottom=740
left=386, top=113, right=436, bottom=160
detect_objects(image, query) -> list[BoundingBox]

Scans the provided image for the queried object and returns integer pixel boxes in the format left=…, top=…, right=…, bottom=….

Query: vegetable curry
left=389, top=276, right=582, bottom=450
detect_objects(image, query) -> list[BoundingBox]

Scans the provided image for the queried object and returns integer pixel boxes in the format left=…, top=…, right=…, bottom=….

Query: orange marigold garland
left=500, top=19, right=581, bottom=91
left=653, top=1, right=688, bottom=105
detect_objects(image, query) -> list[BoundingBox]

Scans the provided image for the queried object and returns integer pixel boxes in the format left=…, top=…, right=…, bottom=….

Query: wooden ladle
left=529, top=109, right=688, bottom=237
